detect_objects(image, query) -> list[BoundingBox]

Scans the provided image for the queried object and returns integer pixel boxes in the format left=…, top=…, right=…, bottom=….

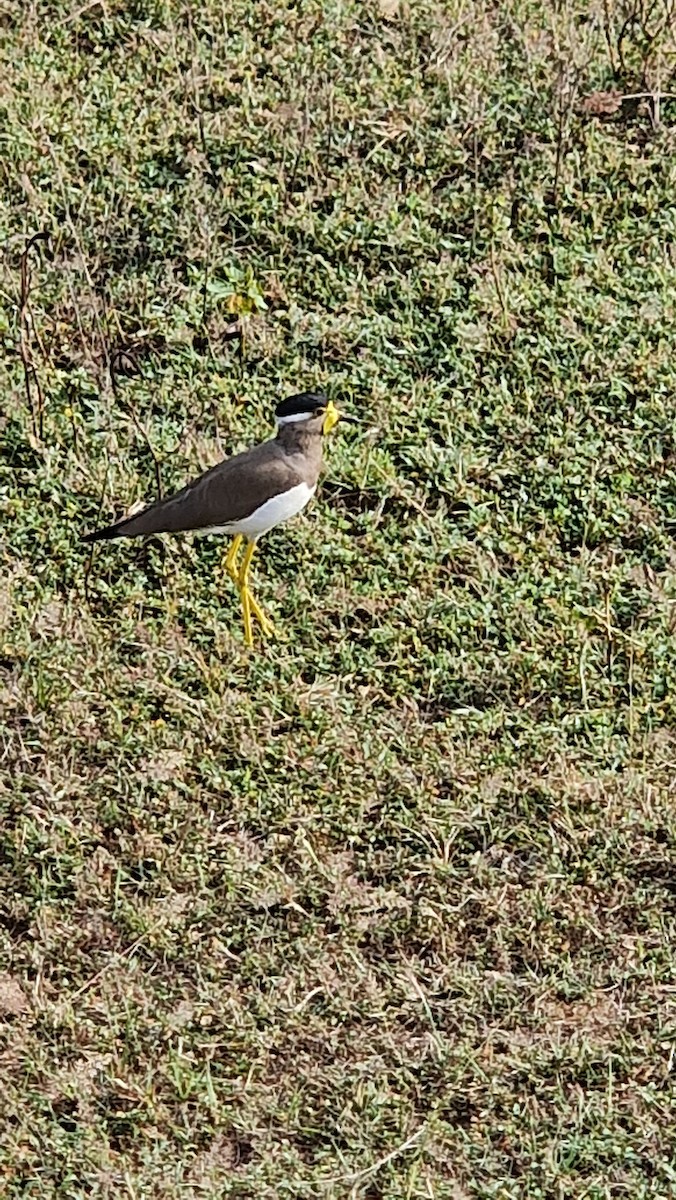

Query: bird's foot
left=237, top=584, right=275, bottom=647
left=244, top=587, right=275, bottom=638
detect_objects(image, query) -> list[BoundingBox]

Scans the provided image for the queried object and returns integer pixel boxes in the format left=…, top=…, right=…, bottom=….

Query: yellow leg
left=238, top=540, right=275, bottom=641
left=223, top=535, right=243, bottom=582
left=239, top=538, right=256, bottom=582
left=221, top=535, right=270, bottom=644
left=220, top=536, right=254, bottom=645
left=247, top=591, right=275, bottom=637
left=240, top=575, right=254, bottom=648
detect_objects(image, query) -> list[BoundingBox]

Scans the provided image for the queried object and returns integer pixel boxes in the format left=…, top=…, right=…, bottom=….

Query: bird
left=83, top=391, right=352, bottom=647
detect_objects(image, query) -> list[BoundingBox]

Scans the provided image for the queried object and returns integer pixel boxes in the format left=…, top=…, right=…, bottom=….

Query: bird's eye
left=316, top=407, right=326, bottom=415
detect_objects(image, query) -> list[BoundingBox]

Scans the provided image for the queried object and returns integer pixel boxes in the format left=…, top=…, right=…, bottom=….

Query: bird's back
left=88, top=436, right=316, bottom=541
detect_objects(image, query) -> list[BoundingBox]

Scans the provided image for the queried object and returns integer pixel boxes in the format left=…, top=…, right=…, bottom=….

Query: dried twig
left=317, top=1124, right=427, bottom=1187
left=285, top=87, right=313, bottom=204
left=603, top=0, right=619, bottom=76
left=489, top=242, right=509, bottom=330
left=106, top=335, right=163, bottom=503
left=553, top=64, right=581, bottom=207
left=18, top=230, right=50, bottom=442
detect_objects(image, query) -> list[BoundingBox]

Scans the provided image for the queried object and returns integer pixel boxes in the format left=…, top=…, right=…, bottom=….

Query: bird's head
left=275, top=391, right=351, bottom=436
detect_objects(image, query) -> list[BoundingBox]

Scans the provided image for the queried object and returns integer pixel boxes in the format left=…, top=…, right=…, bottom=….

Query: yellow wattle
left=322, top=399, right=341, bottom=435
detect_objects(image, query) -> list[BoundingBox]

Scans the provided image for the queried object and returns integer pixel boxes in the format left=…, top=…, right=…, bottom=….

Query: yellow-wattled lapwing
left=83, top=392, right=352, bottom=647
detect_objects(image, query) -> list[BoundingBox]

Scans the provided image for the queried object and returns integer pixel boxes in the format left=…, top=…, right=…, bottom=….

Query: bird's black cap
left=275, top=391, right=327, bottom=419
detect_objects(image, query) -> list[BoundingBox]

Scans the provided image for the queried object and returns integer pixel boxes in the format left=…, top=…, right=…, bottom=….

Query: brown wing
left=83, top=439, right=304, bottom=542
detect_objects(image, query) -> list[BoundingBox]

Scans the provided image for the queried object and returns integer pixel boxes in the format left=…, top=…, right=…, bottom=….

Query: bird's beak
left=322, top=399, right=341, bottom=435
left=322, top=400, right=359, bottom=433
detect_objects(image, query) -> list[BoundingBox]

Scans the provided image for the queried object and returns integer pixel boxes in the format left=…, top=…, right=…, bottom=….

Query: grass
left=2, top=0, right=676, bottom=1195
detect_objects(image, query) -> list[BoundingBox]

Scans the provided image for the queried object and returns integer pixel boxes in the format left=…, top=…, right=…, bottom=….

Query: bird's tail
left=82, top=508, right=156, bottom=543
left=82, top=478, right=199, bottom=543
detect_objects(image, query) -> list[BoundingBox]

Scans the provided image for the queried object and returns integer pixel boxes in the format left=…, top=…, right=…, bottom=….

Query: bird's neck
left=276, top=422, right=323, bottom=456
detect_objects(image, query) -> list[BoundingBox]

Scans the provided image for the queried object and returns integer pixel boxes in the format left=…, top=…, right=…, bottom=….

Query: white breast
left=200, top=481, right=316, bottom=540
